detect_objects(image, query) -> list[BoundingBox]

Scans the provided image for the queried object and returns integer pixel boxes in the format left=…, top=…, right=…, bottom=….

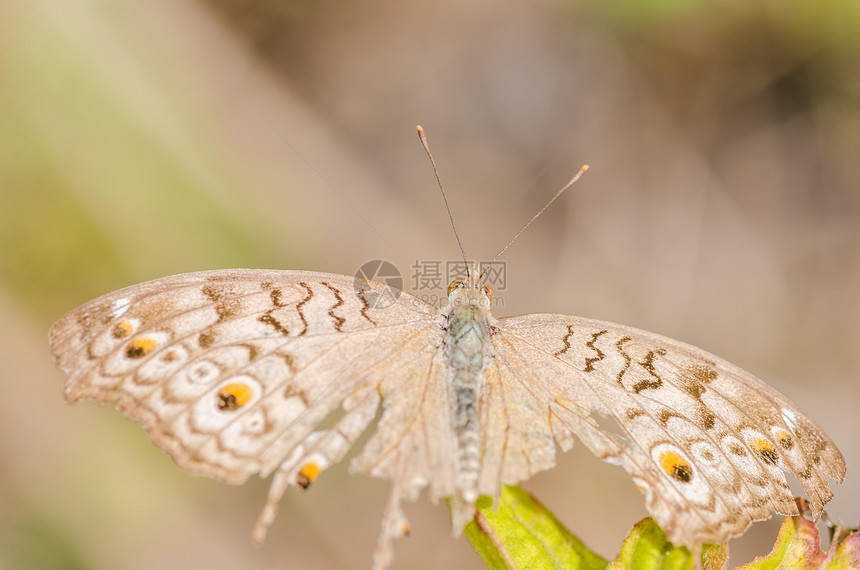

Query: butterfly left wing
left=49, top=269, right=480, bottom=569
left=483, top=313, right=845, bottom=548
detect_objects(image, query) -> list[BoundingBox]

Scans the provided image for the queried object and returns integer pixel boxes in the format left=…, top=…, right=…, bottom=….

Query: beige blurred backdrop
left=1, top=0, right=858, bottom=568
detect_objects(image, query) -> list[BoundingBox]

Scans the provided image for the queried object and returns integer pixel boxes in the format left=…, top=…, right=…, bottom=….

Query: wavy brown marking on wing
left=270, top=288, right=286, bottom=307
left=320, top=281, right=347, bottom=332
left=276, top=350, right=297, bottom=374
left=356, top=281, right=378, bottom=326
left=657, top=409, right=687, bottom=427
left=679, top=376, right=706, bottom=400
left=689, top=363, right=717, bottom=384
left=553, top=325, right=574, bottom=357
left=255, top=287, right=292, bottom=336
left=699, top=408, right=716, bottom=430
left=284, top=383, right=311, bottom=406
left=202, top=283, right=242, bottom=321
left=676, top=364, right=716, bottom=402
left=584, top=329, right=608, bottom=372
left=615, top=336, right=632, bottom=384
left=214, top=299, right=241, bottom=321
left=632, top=348, right=667, bottom=393
left=626, top=407, right=646, bottom=421
left=198, top=332, right=216, bottom=348
left=258, top=313, right=290, bottom=336
left=295, top=282, right=313, bottom=336
left=239, top=343, right=260, bottom=361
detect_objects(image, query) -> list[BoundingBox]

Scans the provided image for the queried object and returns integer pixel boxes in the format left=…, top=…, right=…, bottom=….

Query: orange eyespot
left=297, top=461, right=322, bottom=489
left=659, top=450, right=693, bottom=483
left=217, top=381, right=254, bottom=411
left=447, top=279, right=464, bottom=296
left=112, top=321, right=133, bottom=339
left=126, top=337, right=157, bottom=358
left=776, top=432, right=794, bottom=450
left=751, top=437, right=779, bottom=465
left=481, top=284, right=494, bottom=302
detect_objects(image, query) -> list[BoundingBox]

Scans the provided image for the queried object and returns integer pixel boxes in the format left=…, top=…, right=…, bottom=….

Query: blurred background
left=1, top=0, right=858, bottom=568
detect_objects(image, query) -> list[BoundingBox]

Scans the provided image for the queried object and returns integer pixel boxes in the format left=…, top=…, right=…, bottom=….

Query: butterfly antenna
left=417, top=125, right=469, bottom=269
left=481, top=164, right=589, bottom=281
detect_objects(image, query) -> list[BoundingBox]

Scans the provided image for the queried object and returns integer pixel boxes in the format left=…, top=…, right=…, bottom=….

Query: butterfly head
left=446, top=262, right=493, bottom=309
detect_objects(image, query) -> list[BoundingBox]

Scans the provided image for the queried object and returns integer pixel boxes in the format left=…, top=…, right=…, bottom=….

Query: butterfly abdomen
left=445, top=290, right=491, bottom=503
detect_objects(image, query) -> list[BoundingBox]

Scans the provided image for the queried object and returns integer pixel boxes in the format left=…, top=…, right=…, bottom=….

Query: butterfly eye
left=446, top=279, right=464, bottom=296
left=481, top=284, right=494, bottom=302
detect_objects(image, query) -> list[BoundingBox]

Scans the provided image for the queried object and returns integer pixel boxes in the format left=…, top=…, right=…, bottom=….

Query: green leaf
left=465, top=487, right=860, bottom=570
left=607, top=518, right=726, bottom=570
left=465, top=485, right=608, bottom=570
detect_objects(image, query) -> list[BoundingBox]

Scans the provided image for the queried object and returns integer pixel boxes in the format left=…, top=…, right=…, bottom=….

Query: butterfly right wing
left=484, top=313, right=845, bottom=548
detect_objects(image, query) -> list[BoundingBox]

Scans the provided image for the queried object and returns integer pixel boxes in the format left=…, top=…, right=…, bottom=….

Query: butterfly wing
left=51, top=268, right=474, bottom=567
left=490, top=313, right=846, bottom=547
left=49, top=269, right=446, bottom=482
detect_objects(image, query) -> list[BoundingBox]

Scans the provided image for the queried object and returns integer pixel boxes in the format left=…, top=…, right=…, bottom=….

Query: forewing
left=491, top=313, right=846, bottom=547
left=49, top=269, right=440, bottom=485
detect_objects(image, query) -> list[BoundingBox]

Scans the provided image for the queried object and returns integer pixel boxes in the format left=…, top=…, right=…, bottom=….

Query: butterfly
left=49, top=136, right=845, bottom=568
left=49, top=261, right=846, bottom=568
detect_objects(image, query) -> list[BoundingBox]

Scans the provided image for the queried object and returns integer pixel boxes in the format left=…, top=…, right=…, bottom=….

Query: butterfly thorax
left=444, top=275, right=493, bottom=503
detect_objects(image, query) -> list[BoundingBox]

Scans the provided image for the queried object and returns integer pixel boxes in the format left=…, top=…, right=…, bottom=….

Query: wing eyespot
left=659, top=450, right=694, bottom=483
left=126, top=337, right=158, bottom=358
left=217, top=381, right=254, bottom=411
